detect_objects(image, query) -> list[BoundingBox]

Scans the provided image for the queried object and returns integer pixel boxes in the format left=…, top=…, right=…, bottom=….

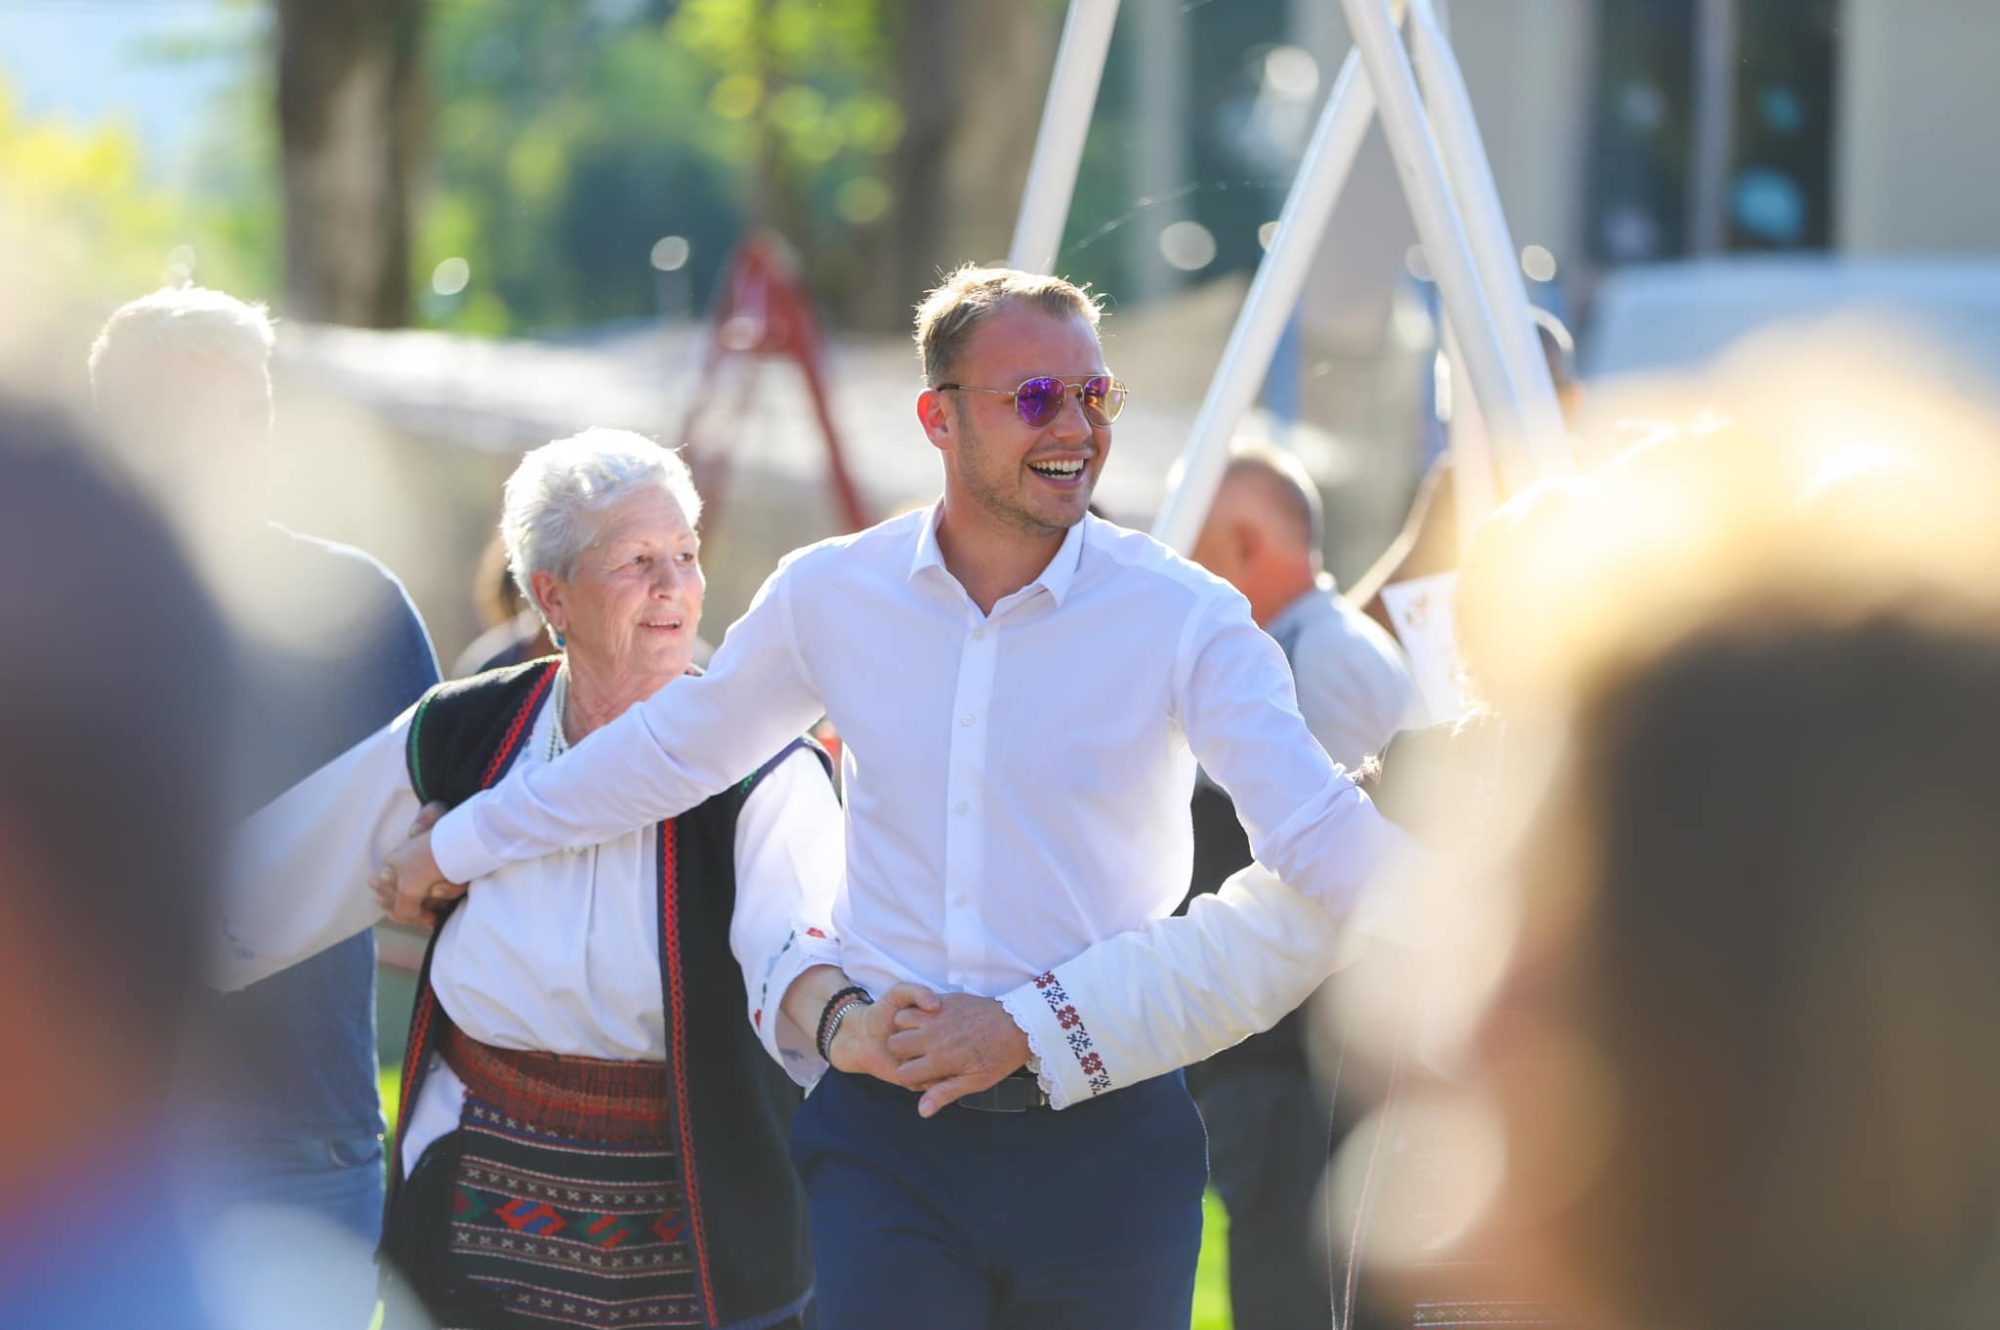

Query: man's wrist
left=815, top=985, right=872, bottom=1063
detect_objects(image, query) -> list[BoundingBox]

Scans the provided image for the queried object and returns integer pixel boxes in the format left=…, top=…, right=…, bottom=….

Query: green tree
left=0, top=72, right=271, bottom=305
left=418, top=0, right=904, bottom=334
left=276, top=0, right=426, bottom=326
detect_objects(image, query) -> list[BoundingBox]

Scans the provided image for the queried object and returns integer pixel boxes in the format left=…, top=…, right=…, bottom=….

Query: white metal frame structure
left=1008, top=0, right=1122, bottom=275
left=1008, top=0, right=1572, bottom=554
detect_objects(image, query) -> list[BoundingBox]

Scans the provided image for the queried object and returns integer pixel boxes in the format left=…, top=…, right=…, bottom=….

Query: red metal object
left=677, top=232, right=871, bottom=535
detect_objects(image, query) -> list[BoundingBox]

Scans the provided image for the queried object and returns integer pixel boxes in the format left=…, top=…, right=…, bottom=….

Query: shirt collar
left=1035, top=515, right=1088, bottom=606
left=907, top=501, right=1090, bottom=608
left=1268, top=575, right=1337, bottom=634
left=909, top=499, right=950, bottom=583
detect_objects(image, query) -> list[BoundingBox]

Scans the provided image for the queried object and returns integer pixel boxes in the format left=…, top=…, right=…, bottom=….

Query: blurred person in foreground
left=1337, top=473, right=1593, bottom=1330
left=1479, top=557, right=2000, bottom=1327
left=88, top=287, right=439, bottom=1315
left=0, top=406, right=235, bottom=1329
left=1343, top=342, right=2000, bottom=1329
left=374, top=265, right=1405, bottom=1329
left=220, top=430, right=846, bottom=1330
left=1182, top=440, right=1414, bottom=1330
left=1347, top=425, right=1839, bottom=1329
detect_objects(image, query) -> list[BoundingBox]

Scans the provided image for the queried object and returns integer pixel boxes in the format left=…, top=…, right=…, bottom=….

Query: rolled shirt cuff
left=429, top=803, right=502, bottom=886
left=754, top=929, right=845, bottom=1090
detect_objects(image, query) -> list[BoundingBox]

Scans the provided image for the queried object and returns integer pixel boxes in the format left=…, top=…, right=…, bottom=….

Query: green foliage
left=0, top=77, right=184, bottom=297
left=0, top=68, right=276, bottom=325
left=179, top=35, right=283, bottom=301
left=421, top=0, right=902, bottom=336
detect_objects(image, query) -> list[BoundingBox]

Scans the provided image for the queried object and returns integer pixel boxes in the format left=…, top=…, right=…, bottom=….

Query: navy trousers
left=790, top=1068, right=1208, bottom=1330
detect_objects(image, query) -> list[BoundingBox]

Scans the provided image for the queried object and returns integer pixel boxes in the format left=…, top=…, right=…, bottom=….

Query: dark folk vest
left=388, top=658, right=828, bottom=1329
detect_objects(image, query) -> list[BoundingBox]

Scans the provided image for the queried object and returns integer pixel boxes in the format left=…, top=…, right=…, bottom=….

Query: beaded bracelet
left=815, top=984, right=872, bottom=1062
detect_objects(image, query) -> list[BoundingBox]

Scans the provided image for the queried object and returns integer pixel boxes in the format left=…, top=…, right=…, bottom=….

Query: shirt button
left=960, top=714, right=974, bottom=726
left=953, top=894, right=969, bottom=907
left=954, top=801, right=969, bottom=815
left=972, top=626, right=987, bottom=641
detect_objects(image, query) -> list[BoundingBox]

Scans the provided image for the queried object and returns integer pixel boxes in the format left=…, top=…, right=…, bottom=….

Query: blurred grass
left=1193, top=1189, right=1233, bottom=1329
left=378, top=1065, right=1235, bottom=1329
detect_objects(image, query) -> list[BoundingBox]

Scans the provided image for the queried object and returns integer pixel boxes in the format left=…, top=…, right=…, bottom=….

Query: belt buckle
left=954, top=1070, right=1050, bottom=1114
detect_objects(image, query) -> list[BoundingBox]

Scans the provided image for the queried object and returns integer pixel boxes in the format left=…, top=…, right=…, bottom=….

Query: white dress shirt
left=432, top=507, right=1402, bottom=1107
left=217, top=685, right=844, bottom=1162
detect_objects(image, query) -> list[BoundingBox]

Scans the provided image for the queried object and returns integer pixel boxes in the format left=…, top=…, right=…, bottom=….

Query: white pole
left=1149, top=48, right=1379, bottom=553
left=1405, top=0, right=1570, bottom=477
left=1009, top=0, right=1123, bottom=275
left=1442, top=323, right=1502, bottom=547
left=1340, top=0, right=1538, bottom=488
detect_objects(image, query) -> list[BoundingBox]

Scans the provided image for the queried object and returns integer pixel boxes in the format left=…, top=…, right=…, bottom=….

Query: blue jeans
left=204, top=1133, right=386, bottom=1243
left=791, top=1070, right=1207, bottom=1330
left=172, top=1131, right=385, bottom=1330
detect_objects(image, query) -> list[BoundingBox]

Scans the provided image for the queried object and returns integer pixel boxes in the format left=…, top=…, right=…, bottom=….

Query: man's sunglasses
left=934, top=374, right=1129, bottom=428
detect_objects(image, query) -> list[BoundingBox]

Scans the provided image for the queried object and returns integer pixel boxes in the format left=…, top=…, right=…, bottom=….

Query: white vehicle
left=1581, top=255, right=2000, bottom=387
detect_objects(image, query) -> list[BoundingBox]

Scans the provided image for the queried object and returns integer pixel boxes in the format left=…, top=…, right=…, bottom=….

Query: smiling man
left=382, top=265, right=1399, bottom=1330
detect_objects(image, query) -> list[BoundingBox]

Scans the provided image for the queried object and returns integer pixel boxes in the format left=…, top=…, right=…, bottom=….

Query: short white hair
left=500, top=429, right=704, bottom=620
left=87, top=286, right=275, bottom=400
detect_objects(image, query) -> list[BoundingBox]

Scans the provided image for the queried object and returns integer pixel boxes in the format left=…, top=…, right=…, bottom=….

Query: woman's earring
left=553, top=630, right=567, bottom=649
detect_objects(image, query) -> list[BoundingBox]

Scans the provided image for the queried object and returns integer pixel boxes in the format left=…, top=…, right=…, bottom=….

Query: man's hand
left=886, top=993, right=1032, bottom=1118
left=370, top=806, right=462, bottom=927
left=827, top=983, right=940, bottom=1083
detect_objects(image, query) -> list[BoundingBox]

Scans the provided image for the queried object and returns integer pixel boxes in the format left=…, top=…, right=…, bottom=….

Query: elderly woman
left=217, top=430, right=849, bottom=1330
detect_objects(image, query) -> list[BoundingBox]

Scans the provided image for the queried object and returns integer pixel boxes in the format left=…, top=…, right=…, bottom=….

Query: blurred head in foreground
left=1487, top=593, right=2000, bottom=1330
left=1459, top=344, right=2000, bottom=1330
left=0, top=403, right=233, bottom=1200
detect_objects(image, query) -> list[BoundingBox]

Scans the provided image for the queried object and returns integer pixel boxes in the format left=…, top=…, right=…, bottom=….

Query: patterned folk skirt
left=383, top=1026, right=708, bottom=1330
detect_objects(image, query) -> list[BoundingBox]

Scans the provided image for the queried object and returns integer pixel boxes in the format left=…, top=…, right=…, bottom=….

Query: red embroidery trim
left=478, top=664, right=558, bottom=789
left=659, top=819, right=721, bottom=1327
left=393, top=663, right=559, bottom=1183
left=1032, top=970, right=1115, bottom=1097
left=394, top=988, right=436, bottom=1154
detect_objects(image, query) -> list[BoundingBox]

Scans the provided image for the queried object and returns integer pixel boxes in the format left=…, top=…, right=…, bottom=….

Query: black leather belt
left=952, top=1067, right=1051, bottom=1113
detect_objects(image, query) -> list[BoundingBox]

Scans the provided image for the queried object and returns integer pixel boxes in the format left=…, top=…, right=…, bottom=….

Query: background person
left=1182, top=439, right=1414, bottom=1330
left=450, top=531, right=552, bottom=677
left=88, top=287, right=439, bottom=1302
left=1349, top=306, right=1584, bottom=630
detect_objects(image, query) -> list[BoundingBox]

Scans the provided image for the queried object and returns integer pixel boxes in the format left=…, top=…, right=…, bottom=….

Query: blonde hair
left=913, top=264, right=1103, bottom=385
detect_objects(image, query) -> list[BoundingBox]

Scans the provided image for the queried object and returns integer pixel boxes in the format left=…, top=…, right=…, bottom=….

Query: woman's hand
left=370, top=802, right=462, bottom=926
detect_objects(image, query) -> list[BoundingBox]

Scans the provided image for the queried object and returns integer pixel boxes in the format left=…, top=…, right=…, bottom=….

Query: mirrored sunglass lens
left=1082, top=377, right=1125, bottom=423
left=1014, top=377, right=1065, bottom=426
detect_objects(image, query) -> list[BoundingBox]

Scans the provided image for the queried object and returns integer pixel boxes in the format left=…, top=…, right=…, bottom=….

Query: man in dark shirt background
left=89, top=286, right=438, bottom=1321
